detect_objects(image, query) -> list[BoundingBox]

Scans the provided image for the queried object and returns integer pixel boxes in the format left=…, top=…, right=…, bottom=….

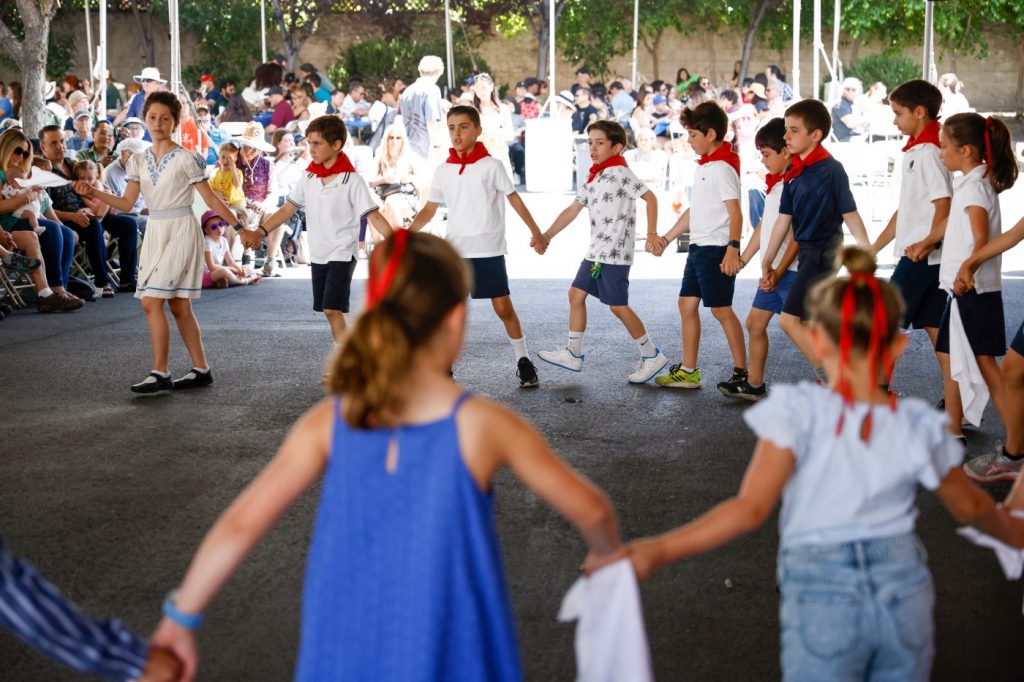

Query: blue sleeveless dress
left=294, top=394, right=523, bottom=681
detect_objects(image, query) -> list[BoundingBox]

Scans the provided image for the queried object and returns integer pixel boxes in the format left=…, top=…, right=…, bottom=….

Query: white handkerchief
left=13, top=167, right=69, bottom=189
left=558, top=559, right=653, bottom=682
left=949, top=298, right=988, bottom=427
left=957, top=510, right=1024, bottom=580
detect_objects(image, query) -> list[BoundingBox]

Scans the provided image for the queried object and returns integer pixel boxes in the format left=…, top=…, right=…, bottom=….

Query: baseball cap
left=122, top=116, right=145, bottom=127
left=200, top=74, right=214, bottom=84
left=267, top=86, right=284, bottom=96
left=200, top=209, right=228, bottom=230
left=653, top=94, right=667, bottom=105
left=73, top=110, right=93, bottom=121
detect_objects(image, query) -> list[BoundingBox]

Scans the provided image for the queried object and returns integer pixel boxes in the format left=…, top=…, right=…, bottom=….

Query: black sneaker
left=131, top=372, right=174, bottom=394
left=718, top=377, right=768, bottom=401
left=173, top=368, right=213, bottom=390
left=517, top=357, right=540, bottom=388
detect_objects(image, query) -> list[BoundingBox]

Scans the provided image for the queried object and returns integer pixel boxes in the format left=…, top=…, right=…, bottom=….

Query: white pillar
left=631, top=0, right=639, bottom=87
left=260, top=0, right=267, bottom=64
left=812, top=0, right=821, bottom=100
left=923, top=0, right=935, bottom=81
left=832, top=0, right=841, bottom=78
left=99, top=0, right=107, bottom=113
left=85, top=1, right=94, bottom=88
left=792, top=0, right=801, bottom=98
left=445, top=0, right=455, bottom=91
left=548, top=0, right=556, bottom=112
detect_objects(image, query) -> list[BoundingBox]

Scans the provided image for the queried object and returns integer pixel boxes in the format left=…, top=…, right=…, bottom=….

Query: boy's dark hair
left=307, top=73, right=322, bottom=88
left=586, top=120, right=627, bottom=148
left=447, top=104, right=481, bottom=128
left=718, top=89, right=739, bottom=106
left=38, top=124, right=63, bottom=139
left=305, top=115, right=348, bottom=147
left=576, top=87, right=591, bottom=98
left=889, top=79, right=943, bottom=120
left=143, top=91, right=182, bottom=125
left=785, top=99, right=831, bottom=139
left=220, top=79, right=236, bottom=89
left=680, top=101, right=728, bottom=140
left=609, top=81, right=623, bottom=92
left=943, top=113, right=1018, bottom=194
left=754, top=117, right=787, bottom=152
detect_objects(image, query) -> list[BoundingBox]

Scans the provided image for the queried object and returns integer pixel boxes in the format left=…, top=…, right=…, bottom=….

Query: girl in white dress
left=74, top=92, right=242, bottom=394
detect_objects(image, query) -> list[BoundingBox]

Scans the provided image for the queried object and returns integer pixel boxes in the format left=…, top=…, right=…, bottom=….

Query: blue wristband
left=162, top=591, right=204, bottom=630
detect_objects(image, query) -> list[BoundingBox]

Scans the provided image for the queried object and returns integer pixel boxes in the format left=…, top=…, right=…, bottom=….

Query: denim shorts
left=570, top=259, right=630, bottom=306
left=777, top=533, right=934, bottom=682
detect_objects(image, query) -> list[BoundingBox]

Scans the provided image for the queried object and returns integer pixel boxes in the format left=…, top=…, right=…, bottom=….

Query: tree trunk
left=1017, top=38, right=1024, bottom=108
left=641, top=29, right=664, bottom=82
left=0, top=0, right=58, bottom=136
left=131, top=0, right=157, bottom=67
left=738, top=0, right=776, bottom=85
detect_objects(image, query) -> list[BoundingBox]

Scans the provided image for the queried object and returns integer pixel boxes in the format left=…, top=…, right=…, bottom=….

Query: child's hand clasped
left=531, top=233, right=549, bottom=255
left=953, top=263, right=976, bottom=295
left=71, top=181, right=94, bottom=197
left=720, top=249, right=741, bottom=276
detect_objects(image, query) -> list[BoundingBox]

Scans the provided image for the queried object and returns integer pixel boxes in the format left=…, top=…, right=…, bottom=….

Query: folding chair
left=0, top=263, right=32, bottom=308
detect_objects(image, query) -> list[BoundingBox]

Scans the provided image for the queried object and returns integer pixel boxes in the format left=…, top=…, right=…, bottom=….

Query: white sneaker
left=628, top=350, right=668, bottom=384
left=538, top=347, right=585, bottom=372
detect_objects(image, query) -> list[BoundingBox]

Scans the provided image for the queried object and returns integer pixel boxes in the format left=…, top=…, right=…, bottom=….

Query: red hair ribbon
left=366, top=229, right=411, bottom=307
left=834, top=272, right=896, bottom=441
left=983, top=116, right=995, bottom=178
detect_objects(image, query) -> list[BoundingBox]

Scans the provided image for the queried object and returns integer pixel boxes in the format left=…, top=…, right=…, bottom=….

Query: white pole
left=923, top=0, right=935, bottom=81
left=548, top=0, right=555, bottom=111
left=169, top=0, right=181, bottom=143
left=631, top=0, right=639, bottom=87
left=445, top=0, right=454, bottom=91
left=832, top=0, right=841, bottom=79
left=260, top=0, right=267, bottom=64
left=85, top=1, right=94, bottom=89
left=99, top=0, right=107, bottom=114
left=792, top=0, right=801, bottom=99
left=812, top=0, right=821, bottom=100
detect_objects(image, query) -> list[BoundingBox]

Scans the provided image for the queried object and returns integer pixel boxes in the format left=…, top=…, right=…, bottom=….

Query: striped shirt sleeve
left=0, top=537, right=148, bottom=680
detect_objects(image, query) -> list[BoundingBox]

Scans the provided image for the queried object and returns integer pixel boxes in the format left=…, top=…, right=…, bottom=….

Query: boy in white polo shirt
left=534, top=120, right=668, bottom=384
left=408, top=104, right=545, bottom=388
left=870, top=79, right=952, bottom=384
left=256, top=116, right=394, bottom=343
left=649, top=101, right=746, bottom=390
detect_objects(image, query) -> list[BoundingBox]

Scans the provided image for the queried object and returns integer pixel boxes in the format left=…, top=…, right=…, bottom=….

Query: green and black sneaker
left=717, top=369, right=768, bottom=401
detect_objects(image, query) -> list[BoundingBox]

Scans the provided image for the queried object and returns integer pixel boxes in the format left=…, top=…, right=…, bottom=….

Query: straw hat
left=68, top=90, right=89, bottom=110
left=133, top=67, right=167, bottom=85
left=555, top=90, right=575, bottom=109
left=745, top=82, right=766, bottom=99
left=42, top=81, right=57, bottom=100
left=234, top=121, right=275, bottom=152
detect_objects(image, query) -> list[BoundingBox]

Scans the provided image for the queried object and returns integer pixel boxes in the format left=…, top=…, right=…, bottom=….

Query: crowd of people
left=2, top=50, right=1024, bottom=682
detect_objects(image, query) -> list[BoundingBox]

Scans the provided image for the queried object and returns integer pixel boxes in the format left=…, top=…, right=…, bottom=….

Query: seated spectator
left=743, top=82, right=768, bottom=113
left=210, top=141, right=247, bottom=223
left=831, top=77, right=865, bottom=141
left=178, top=100, right=213, bottom=158
left=608, top=81, right=634, bottom=124
left=369, top=123, right=421, bottom=235
left=242, top=62, right=283, bottom=109
left=624, top=127, right=668, bottom=191
left=340, top=80, right=370, bottom=120
left=515, top=79, right=541, bottom=121
left=103, top=137, right=149, bottom=235
left=219, top=92, right=252, bottom=124
left=650, top=94, right=673, bottom=139
left=215, top=79, right=236, bottom=117
left=200, top=210, right=260, bottom=288
left=328, top=88, right=345, bottom=115
left=763, top=82, right=786, bottom=118
left=307, top=73, right=331, bottom=104
left=1, top=157, right=45, bottom=234
left=938, top=72, right=971, bottom=117
left=765, top=65, right=794, bottom=101
left=62, top=90, right=95, bottom=138
left=75, top=120, right=116, bottom=167
left=570, top=66, right=592, bottom=96
left=630, top=91, right=654, bottom=133
left=235, top=122, right=285, bottom=276
left=571, top=87, right=598, bottom=134
left=298, top=62, right=335, bottom=94
left=119, top=117, right=149, bottom=144
left=265, top=86, right=294, bottom=134
left=72, top=160, right=111, bottom=222
left=65, top=111, right=94, bottom=154
left=367, top=80, right=399, bottom=153
left=289, top=87, right=313, bottom=124
left=102, top=70, right=125, bottom=116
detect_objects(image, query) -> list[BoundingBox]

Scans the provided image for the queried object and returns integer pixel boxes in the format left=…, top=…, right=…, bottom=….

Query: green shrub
left=845, top=53, right=920, bottom=91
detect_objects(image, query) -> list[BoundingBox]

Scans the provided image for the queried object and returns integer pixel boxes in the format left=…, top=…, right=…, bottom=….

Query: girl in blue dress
left=149, top=230, right=624, bottom=681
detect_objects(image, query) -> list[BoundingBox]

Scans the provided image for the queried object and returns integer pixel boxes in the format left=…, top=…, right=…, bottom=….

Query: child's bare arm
left=761, top=214, right=793, bottom=272
left=721, top=198, right=743, bottom=275
left=366, top=209, right=395, bottom=239
left=842, top=210, right=871, bottom=250
left=543, top=201, right=585, bottom=242
left=872, top=211, right=898, bottom=256
left=660, top=207, right=690, bottom=243
left=966, top=205, right=991, bottom=253
left=506, top=191, right=543, bottom=241
left=906, top=197, right=952, bottom=262
left=740, top=222, right=762, bottom=266
left=408, top=201, right=440, bottom=232
left=640, top=190, right=658, bottom=240
left=203, top=250, right=218, bottom=272
left=91, top=184, right=111, bottom=218
left=936, top=467, right=1024, bottom=547
left=617, top=439, right=794, bottom=579
left=956, top=215, right=1024, bottom=293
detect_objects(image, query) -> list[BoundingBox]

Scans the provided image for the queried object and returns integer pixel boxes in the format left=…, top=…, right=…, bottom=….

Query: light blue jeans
left=777, top=533, right=934, bottom=682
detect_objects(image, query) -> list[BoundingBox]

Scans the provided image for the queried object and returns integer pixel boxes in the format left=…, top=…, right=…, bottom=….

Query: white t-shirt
left=287, top=170, right=378, bottom=263
left=203, top=235, right=229, bottom=270
left=745, top=382, right=963, bottom=548
left=759, top=181, right=796, bottom=272
left=399, top=78, right=443, bottom=160
left=688, top=160, right=741, bottom=246
left=428, top=157, right=514, bottom=259
left=939, top=164, right=1001, bottom=293
left=574, top=165, right=648, bottom=266
left=895, top=142, right=952, bottom=265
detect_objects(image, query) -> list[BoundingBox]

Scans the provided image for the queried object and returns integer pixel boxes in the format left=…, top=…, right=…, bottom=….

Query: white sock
left=568, top=331, right=584, bottom=356
left=193, top=366, right=210, bottom=373
left=635, top=333, right=656, bottom=358
left=681, top=365, right=695, bottom=374
left=38, top=287, right=53, bottom=298
left=509, top=336, right=529, bottom=361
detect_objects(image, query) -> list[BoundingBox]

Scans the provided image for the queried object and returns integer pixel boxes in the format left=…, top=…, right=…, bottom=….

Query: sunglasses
left=11, top=147, right=29, bottom=157
left=205, top=221, right=228, bottom=231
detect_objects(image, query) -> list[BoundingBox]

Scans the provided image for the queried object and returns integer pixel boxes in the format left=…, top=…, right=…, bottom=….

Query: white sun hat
left=234, top=121, right=276, bottom=153
left=133, top=67, right=167, bottom=85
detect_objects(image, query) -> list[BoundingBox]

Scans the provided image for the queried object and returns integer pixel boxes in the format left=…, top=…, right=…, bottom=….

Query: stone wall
left=1, top=11, right=1017, bottom=112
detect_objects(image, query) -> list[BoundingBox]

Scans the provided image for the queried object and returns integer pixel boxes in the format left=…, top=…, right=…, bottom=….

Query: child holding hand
left=148, top=231, right=622, bottom=682
left=595, top=247, right=1024, bottom=682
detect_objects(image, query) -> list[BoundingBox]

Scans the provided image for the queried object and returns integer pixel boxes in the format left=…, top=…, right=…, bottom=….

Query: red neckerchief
left=784, top=145, right=831, bottom=183
left=446, top=142, right=490, bottom=175
left=586, top=155, right=629, bottom=184
left=765, top=173, right=784, bottom=195
left=307, top=152, right=357, bottom=178
left=698, top=141, right=741, bottom=177
left=901, top=119, right=941, bottom=153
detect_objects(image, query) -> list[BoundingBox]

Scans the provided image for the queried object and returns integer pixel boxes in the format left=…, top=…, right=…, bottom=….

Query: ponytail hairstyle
left=943, top=113, right=1018, bottom=194
left=806, top=247, right=905, bottom=441
left=328, top=230, right=471, bottom=429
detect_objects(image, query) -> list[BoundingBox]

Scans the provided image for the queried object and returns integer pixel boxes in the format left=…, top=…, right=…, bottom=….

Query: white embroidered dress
left=128, top=147, right=209, bottom=299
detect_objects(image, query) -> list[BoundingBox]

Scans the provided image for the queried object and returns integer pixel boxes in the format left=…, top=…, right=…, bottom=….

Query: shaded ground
left=1, top=277, right=1022, bottom=681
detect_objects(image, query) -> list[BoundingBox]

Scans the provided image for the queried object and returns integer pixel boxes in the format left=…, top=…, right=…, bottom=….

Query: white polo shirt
left=759, top=181, right=796, bottom=272
left=689, top=160, right=741, bottom=246
left=939, top=164, right=1001, bottom=294
left=428, top=157, right=514, bottom=258
left=287, top=170, right=379, bottom=264
left=895, top=143, right=952, bottom=265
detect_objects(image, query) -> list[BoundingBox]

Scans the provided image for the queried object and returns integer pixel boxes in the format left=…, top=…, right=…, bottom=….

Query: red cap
left=200, top=74, right=214, bottom=83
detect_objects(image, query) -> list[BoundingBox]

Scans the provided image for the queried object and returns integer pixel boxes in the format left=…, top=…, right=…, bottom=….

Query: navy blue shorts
left=679, top=244, right=736, bottom=308
left=311, top=259, right=356, bottom=313
left=752, top=269, right=798, bottom=315
left=889, top=256, right=946, bottom=330
left=467, top=256, right=511, bottom=300
left=783, top=243, right=837, bottom=320
left=570, top=259, right=630, bottom=306
left=936, top=290, right=1006, bottom=357
left=1010, top=320, right=1024, bottom=357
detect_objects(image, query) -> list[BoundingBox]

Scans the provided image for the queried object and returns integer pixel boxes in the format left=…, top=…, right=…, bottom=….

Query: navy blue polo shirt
left=779, top=155, right=857, bottom=250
